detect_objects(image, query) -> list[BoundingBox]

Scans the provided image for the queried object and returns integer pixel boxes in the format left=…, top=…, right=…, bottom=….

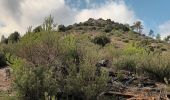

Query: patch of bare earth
left=0, top=67, right=11, bottom=92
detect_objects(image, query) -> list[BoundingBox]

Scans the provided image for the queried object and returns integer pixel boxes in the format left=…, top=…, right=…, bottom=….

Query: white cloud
left=158, top=20, right=170, bottom=38
left=0, top=0, right=75, bottom=37
left=75, top=1, right=139, bottom=25
left=0, top=0, right=140, bottom=37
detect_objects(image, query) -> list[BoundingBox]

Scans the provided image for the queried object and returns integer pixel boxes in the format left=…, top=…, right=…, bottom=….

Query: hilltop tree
left=149, top=29, right=154, bottom=38
left=58, top=25, right=66, bottom=32
left=1, top=35, right=8, bottom=44
left=156, top=33, right=161, bottom=40
left=164, top=35, right=170, bottom=43
left=33, top=26, right=42, bottom=33
left=42, top=15, right=57, bottom=31
left=8, top=31, right=20, bottom=43
left=131, top=21, right=143, bottom=33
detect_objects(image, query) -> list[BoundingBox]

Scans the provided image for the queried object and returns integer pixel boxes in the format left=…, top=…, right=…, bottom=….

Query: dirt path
left=0, top=67, right=11, bottom=92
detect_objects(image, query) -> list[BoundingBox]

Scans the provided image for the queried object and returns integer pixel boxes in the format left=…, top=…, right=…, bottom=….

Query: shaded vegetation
left=92, top=35, right=110, bottom=46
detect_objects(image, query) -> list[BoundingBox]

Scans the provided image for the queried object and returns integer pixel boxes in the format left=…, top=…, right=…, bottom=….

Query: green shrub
left=33, top=26, right=42, bottom=33
left=123, top=44, right=145, bottom=55
left=122, top=39, right=129, bottom=43
left=8, top=15, right=170, bottom=100
left=114, top=55, right=139, bottom=73
left=12, top=58, right=59, bottom=100
left=8, top=31, right=20, bottom=43
left=140, top=54, right=170, bottom=82
left=11, top=30, right=110, bottom=100
left=92, top=35, right=110, bottom=46
left=104, top=25, right=113, bottom=33
left=58, top=25, right=66, bottom=32
left=0, top=53, right=6, bottom=67
left=1, top=35, right=8, bottom=44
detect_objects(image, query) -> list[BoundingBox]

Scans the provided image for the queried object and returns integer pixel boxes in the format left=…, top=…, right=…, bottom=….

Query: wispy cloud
left=75, top=0, right=139, bottom=25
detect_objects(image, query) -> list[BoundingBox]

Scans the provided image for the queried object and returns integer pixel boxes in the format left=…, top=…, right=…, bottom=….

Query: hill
left=58, top=18, right=169, bottom=53
left=0, top=17, right=170, bottom=100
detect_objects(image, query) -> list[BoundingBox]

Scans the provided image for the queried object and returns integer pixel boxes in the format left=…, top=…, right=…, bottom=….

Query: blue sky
left=0, top=0, right=170, bottom=37
left=125, top=0, right=170, bottom=33
left=65, top=0, right=170, bottom=36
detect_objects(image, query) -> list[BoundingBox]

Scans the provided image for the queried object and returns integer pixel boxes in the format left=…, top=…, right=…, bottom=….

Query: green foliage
left=58, top=25, right=66, bottom=32
left=8, top=31, right=20, bottom=43
left=0, top=92, right=18, bottom=100
left=92, top=35, right=110, bottom=46
left=131, top=21, right=143, bottom=33
left=26, top=26, right=32, bottom=34
left=33, top=26, right=42, bottom=33
left=63, top=46, right=109, bottom=100
left=122, top=39, right=129, bottom=43
left=12, top=58, right=56, bottom=100
left=10, top=29, right=109, bottom=100
left=42, top=15, right=57, bottom=31
left=2, top=15, right=170, bottom=100
left=164, top=35, right=170, bottom=42
left=123, top=44, right=145, bottom=55
left=1, top=35, right=8, bottom=44
left=148, top=29, right=154, bottom=38
left=156, top=33, right=161, bottom=40
left=115, top=55, right=139, bottom=73
left=104, top=25, right=113, bottom=33
left=140, top=54, right=170, bottom=82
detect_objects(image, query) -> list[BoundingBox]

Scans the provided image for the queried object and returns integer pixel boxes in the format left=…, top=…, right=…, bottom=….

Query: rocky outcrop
left=96, top=60, right=169, bottom=100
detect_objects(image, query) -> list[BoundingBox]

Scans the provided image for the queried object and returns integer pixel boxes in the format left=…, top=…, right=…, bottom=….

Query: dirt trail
left=0, top=67, right=11, bottom=92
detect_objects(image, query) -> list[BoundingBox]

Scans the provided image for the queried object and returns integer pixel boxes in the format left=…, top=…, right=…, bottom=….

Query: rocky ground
left=101, top=70, right=169, bottom=99
left=96, top=60, right=170, bottom=100
left=0, top=67, right=11, bottom=92
left=0, top=63, right=170, bottom=100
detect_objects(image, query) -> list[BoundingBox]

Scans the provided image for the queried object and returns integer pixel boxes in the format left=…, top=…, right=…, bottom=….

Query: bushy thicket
left=7, top=31, right=110, bottom=100
left=92, top=35, right=110, bottom=46
left=0, top=53, right=6, bottom=67
left=1, top=31, right=20, bottom=44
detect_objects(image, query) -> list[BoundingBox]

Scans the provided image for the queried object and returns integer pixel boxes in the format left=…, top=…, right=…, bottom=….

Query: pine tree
left=156, top=33, right=161, bottom=40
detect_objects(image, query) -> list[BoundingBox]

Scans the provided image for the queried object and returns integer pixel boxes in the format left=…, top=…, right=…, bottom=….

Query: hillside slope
left=1, top=18, right=170, bottom=100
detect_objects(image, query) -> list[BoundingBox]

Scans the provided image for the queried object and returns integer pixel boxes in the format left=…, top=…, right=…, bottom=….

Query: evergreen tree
left=1, top=35, right=8, bottom=44
left=164, top=35, right=170, bottom=43
left=149, top=29, right=154, bottom=38
left=156, top=33, right=161, bottom=40
left=8, top=31, right=20, bottom=43
left=131, top=21, right=143, bottom=33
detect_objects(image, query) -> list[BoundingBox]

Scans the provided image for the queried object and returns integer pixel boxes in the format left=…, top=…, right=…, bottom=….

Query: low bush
left=10, top=30, right=110, bottom=100
left=114, top=55, right=139, bottom=73
left=140, top=54, right=170, bottom=82
left=122, top=39, right=129, bottom=43
left=104, top=25, right=113, bottom=33
left=0, top=53, right=6, bottom=67
left=92, top=35, right=110, bottom=46
left=58, top=25, right=66, bottom=32
left=33, top=26, right=42, bottom=33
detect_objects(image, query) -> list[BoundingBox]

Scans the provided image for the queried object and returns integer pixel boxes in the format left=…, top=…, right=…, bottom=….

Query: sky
left=0, top=0, right=170, bottom=38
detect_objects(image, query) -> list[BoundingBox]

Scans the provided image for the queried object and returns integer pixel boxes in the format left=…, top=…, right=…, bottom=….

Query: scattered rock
left=0, top=67, right=11, bottom=92
left=102, top=69, right=169, bottom=99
